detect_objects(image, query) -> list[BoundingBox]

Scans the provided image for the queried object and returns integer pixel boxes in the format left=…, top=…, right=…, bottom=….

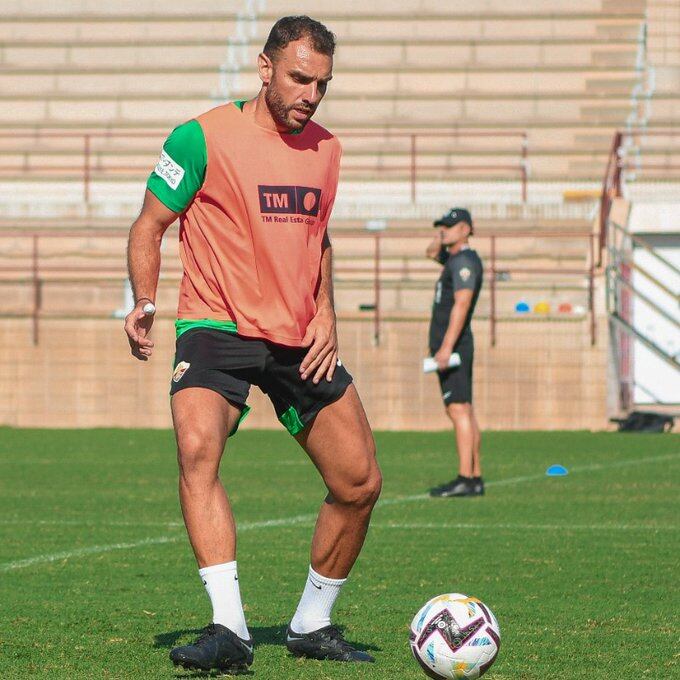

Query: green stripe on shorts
left=279, top=405, right=306, bottom=436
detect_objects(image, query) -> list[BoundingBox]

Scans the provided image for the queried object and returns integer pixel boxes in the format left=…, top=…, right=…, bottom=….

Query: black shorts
left=431, top=340, right=474, bottom=405
left=170, top=328, right=353, bottom=435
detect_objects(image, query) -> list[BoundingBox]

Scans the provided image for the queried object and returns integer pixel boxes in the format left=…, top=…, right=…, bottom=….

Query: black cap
left=433, top=207, right=473, bottom=229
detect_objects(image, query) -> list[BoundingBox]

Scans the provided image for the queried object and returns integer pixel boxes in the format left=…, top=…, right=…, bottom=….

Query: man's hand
left=426, top=233, right=443, bottom=261
left=124, top=301, right=155, bottom=361
left=299, top=305, right=338, bottom=383
left=434, top=344, right=454, bottom=372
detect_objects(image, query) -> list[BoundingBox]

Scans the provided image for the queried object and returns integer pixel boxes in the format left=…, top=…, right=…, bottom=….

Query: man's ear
left=257, top=52, right=273, bottom=85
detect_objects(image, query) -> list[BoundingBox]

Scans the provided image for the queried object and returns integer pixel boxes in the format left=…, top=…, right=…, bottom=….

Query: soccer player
left=425, top=208, right=484, bottom=498
left=124, top=16, right=381, bottom=672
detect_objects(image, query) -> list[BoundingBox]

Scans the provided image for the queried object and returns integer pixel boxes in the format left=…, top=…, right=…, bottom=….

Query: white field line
left=0, top=536, right=178, bottom=573
left=371, top=522, right=680, bottom=532
left=377, top=450, right=680, bottom=508
left=0, top=514, right=318, bottom=573
left=0, top=519, right=185, bottom=527
left=1, top=452, right=678, bottom=572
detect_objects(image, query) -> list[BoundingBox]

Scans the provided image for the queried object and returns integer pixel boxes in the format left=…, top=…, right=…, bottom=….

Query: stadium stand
left=1, top=0, right=677, bottom=429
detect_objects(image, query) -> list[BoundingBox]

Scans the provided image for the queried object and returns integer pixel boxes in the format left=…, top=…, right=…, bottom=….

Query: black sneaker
left=286, top=625, right=374, bottom=662
left=170, top=623, right=253, bottom=672
left=473, top=476, right=485, bottom=496
left=429, top=476, right=475, bottom=497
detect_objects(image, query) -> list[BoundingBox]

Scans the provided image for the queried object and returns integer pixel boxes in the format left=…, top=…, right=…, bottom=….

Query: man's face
left=439, top=222, right=470, bottom=247
left=261, top=38, right=333, bottom=132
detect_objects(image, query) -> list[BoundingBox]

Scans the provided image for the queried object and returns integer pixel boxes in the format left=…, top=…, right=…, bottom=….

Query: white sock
left=199, top=561, right=250, bottom=640
left=289, top=566, right=347, bottom=634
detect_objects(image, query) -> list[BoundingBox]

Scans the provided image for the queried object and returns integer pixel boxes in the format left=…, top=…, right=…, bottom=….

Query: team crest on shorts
left=459, top=267, right=471, bottom=281
left=172, top=361, right=191, bottom=382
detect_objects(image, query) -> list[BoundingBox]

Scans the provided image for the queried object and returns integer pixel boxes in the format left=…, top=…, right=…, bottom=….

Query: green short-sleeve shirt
left=146, top=119, right=207, bottom=213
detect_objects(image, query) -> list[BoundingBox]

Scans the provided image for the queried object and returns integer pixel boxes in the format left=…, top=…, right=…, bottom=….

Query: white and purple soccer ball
left=409, top=593, right=500, bottom=679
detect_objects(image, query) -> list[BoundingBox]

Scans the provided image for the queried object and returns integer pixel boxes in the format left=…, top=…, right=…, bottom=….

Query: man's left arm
left=299, top=232, right=339, bottom=383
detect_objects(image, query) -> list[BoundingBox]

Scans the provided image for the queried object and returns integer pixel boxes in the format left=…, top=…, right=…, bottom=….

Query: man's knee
left=330, top=468, right=382, bottom=509
left=176, top=427, right=223, bottom=479
left=446, top=401, right=472, bottom=422
left=328, top=438, right=382, bottom=509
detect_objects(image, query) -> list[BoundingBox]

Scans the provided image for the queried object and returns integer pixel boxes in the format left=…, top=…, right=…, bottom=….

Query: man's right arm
left=426, top=236, right=448, bottom=264
left=125, top=120, right=207, bottom=360
left=124, top=191, right=180, bottom=360
left=426, top=235, right=441, bottom=261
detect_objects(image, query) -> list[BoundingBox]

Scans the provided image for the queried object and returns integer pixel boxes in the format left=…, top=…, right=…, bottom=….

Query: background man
left=124, top=15, right=381, bottom=673
left=425, top=208, right=484, bottom=498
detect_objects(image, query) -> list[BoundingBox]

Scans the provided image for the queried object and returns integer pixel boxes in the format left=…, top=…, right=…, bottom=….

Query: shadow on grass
left=154, top=623, right=381, bottom=652
left=153, top=624, right=286, bottom=651
left=155, top=623, right=381, bottom=675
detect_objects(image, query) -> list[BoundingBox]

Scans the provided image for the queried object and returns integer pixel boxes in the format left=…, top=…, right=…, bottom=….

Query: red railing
left=0, top=128, right=529, bottom=203
left=599, top=127, right=680, bottom=262
left=0, top=229, right=595, bottom=347
left=354, top=231, right=596, bottom=346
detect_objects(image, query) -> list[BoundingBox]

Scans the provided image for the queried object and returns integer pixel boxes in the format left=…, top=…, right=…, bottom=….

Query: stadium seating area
left=1, top=0, right=677, bottom=428
left=0, top=0, right=661, bottom=185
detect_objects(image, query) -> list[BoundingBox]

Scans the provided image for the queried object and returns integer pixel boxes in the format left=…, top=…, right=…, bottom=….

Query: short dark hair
left=263, top=15, right=336, bottom=61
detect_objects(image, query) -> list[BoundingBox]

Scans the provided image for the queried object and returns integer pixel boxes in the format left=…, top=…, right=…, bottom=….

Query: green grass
left=0, top=428, right=678, bottom=679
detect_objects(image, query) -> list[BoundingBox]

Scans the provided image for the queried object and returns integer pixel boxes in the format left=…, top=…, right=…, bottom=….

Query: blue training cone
left=546, top=464, right=568, bottom=476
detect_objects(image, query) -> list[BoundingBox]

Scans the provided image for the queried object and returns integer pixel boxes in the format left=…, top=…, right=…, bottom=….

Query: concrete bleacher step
left=0, top=19, right=240, bottom=42
left=0, top=18, right=639, bottom=44
left=584, top=76, right=642, bottom=94
left=0, top=38, right=640, bottom=70
left=0, top=12, right=644, bottom=42
left=591, top=48, right=639, bottom=67
left=7, top=1, right=636, bottom=18
left=0, top=66, right=643, bottom=98
left=0, top=96, right=648, bottom=128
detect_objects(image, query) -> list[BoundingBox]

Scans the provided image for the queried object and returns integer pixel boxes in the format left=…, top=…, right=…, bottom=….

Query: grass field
left=0, top=428, right=678, bottom=679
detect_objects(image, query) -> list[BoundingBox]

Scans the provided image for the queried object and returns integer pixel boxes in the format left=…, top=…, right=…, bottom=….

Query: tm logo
left=258, top=185, right=321, bottom=217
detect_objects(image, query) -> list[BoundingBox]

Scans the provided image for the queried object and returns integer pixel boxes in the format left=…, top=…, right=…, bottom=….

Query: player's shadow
left=248, top=623, right=381, bottom=652
left=153, top=625, right=286, bottom=651
left=155, top=623, right=380, bottom=651
left=155, top=623, right=380, bottom=676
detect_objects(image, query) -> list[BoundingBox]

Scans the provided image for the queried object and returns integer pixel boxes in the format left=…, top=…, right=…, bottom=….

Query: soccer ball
left=409, top=593, right=500, bottom=679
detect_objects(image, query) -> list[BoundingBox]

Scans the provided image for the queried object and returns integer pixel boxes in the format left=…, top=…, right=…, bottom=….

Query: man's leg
left=446, top=401, right=474, bottom=478
left=295, top=385, right=381, bottom=578
left=287, top=385, right=381, bottom=661
left=169, top=387, right=252, bottom=671
left=430, top=401, right=480, bottom=498
left=172, top=387, right=240, bottom=567
left=470, top=405, right=482, bottom=478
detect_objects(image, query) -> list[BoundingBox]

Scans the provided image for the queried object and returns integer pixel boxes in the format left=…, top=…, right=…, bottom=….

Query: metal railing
left=606, top=220, right=680, bottom=410
left=1, top=228, right=594, bottom=347
left=0, top=128, right=529, bottom=204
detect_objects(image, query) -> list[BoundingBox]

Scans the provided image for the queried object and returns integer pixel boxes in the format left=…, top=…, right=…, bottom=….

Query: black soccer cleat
left=429, top=475, right=477, bottom=497
left=169, top=623, right=253, bottom=672
left=473, top=476, right=485, bottom=496
left=286, top=625, right=374, bottom=662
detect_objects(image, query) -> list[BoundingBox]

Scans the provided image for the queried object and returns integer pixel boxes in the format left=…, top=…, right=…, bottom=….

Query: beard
left=265, top=86, right=314, bottom=132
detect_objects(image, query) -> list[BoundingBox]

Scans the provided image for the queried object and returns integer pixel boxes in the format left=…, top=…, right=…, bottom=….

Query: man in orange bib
left=124, top=16, right=381, bottom=672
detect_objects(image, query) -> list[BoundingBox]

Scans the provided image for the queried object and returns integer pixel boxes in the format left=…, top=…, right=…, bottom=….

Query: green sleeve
left=146, top=119, right=207, bottom=213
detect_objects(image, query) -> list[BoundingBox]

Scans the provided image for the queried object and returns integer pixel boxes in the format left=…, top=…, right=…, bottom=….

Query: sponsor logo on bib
left=257, top=185, right=321, bottom=217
